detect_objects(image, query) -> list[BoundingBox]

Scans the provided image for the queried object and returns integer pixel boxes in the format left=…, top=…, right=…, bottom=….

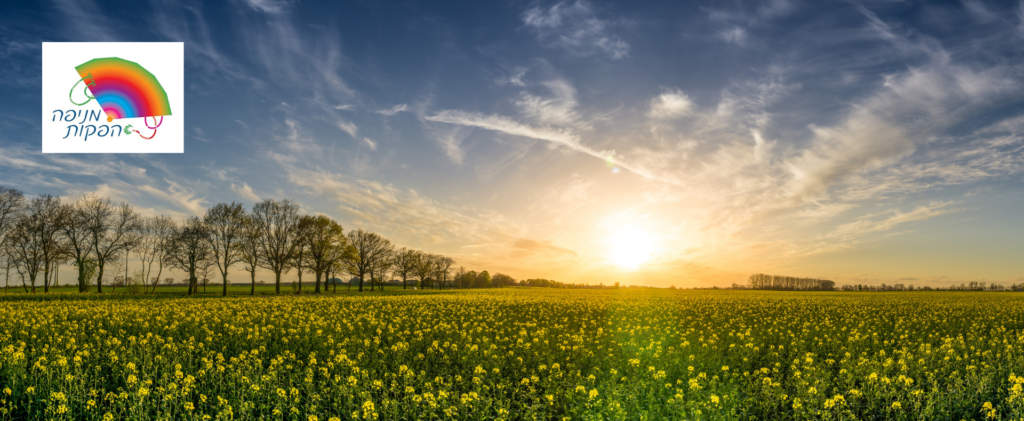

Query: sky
left=1, top=0, right=1023, bottom=288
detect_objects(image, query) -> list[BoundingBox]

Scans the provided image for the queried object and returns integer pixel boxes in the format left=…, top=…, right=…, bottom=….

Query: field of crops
left=2, top=289, right=1024, bottom=420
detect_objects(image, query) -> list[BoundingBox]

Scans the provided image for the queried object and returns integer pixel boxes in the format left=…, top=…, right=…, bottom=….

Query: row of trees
left=747, top=273, right=836, bottom=291
left=838, top=282, right=1023, bottom=292
left=0, top=186, right=524, bottom=295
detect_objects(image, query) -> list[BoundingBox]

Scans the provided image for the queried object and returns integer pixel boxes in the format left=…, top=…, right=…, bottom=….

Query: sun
left=606, top=226, right=658, bottom=270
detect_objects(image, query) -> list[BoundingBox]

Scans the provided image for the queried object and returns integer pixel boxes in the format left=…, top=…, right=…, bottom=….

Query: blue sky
left=2, top=0, right=1023, bottom=287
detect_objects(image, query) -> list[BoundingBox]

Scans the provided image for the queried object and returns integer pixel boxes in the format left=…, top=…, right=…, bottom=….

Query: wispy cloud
left=522, top=0, right=630, bottom=59
left=362, top=137, right=377, bottom=151
left=648, top=88, right=692, bottom=119
left=239, top=0, right=289, bottom=14
left=375, top=104, right=408, bottom=116
left=231, top=182, right=261, bottom=202
left=516, top=79, right=581, bottom=126
left=49, top=0, right=118, bottom=41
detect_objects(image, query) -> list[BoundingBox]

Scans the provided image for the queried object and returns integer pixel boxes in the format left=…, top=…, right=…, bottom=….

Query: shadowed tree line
left=0, top=186, right=522, bottom=295
left=747, top=273, right=836, bottom=291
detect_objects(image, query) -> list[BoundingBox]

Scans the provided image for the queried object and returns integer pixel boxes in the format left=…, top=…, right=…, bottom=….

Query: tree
left=345, top=229, right=392, bottom=292
left=237, top=215, right=262, bottom=295
left=292, top=223, right=309, bottom=294
left=197, top=260, right=215, bottom=294
left=492, top=273, right=515, bottom=288
left=252, top=199, right=299, bottom=294
left=6, top=215, right=45, bottom=293
left=370, top=246, right=395, bottom=291
left=4, top=195, right=64, bottom=294
left=58, top=196, right=97, bottom=292
left=462, top=270, right=477, bottom=289
left=205, top=202, right=247, bottom=296
left=327, top=240, right=356, bottom=294
left=84, top=197, right=141, bottom=293
left=135, top=216, right=175, bottom=294
left=453, top=266, right=466, bottom=289
left=392, top=248, right=418, bottom=290
left=32, top=195, right=63, bottom=293
left=163, top=216, right=213, bottom=296
left=0, top=187, right=24, bottom=292
left=0, top=186, right=24, bottom=252
left=412, top=251, right=433, bottom=289
left=432, top=255, right=455, bottom=290
left=298, top=215, right=346, bottom=293
left=475, top=270, right=491, bottom=288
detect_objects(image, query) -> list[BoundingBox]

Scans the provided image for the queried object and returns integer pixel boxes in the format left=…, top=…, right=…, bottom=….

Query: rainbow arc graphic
left=74, top=57, right=172, bottom=123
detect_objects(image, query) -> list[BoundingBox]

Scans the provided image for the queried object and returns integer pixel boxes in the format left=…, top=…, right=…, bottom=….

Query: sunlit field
left=3, top=289, right=1024, bottom=420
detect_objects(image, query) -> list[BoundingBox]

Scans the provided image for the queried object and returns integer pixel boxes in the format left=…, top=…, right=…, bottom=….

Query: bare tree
left=392, top=247, right=418, bottom=290
left=135, top=216, right=175, bottom=294
left=298, top=215, right=346, bottom=293
left=412, top=251, right=433, bottom=290
left=2, top=251, right=11, bottom=294
left=84, top=197, right=141, bottom=293
left=345, top=229, right=392, bottom=292
left=58, top=196, right=97, bottom=292
left=327, top=239, right=356, bottom=294
left=293, top=224, right=308, bottom=294
left=3, top=196, right=64, bottom=293
left=238, top=215, right=262, bottom=295
left=31, top=196, right=62, bottom=293
left=453, top=266, right=466, bottom=289
left=371, top=246, right=395, bottom=291
left=0, top=186, right=25, bottom=260
left=205, top=202, right=247, bottom=296
left=433, top=255, right=455, bottom=290
left=163, top=216, right=213, bottom=296
left=197, top=260, right=215, bottom=294
left=252, top=199, right=299, bottom=294
left=0, top=188, right=24, bottom=294
left=6, top=216, right=44, bottom=293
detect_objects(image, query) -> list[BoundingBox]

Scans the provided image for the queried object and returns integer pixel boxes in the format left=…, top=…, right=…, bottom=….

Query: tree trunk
left=152, top=262, right=164, bottom=295
left=77, top=261, right=87, bottom=293
left=250, top=270, right=256, bottom=296
left=275, top=271, right=281, bottom=294
left=297, top=268, right=303, bottom=294
left=222, top=272, right=228, bottom=296
left=315, top=271, right=322, bottom=293
left=358, top=271, right=364, bottom=292
left=96, top=262, right=105, bottom=293
left=43, top=266, right=50, bottom=293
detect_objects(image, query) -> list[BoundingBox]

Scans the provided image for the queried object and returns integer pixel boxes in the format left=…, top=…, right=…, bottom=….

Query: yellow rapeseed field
left=2, top=289, right=1024, bottom=420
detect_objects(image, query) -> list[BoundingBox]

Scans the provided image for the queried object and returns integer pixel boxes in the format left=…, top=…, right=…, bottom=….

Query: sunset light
left=606, top=226, right=657, bottom=270
left=3, top=0, right=1024, bottom=419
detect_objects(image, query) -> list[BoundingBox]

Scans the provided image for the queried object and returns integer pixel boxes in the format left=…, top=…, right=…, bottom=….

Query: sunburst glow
left=606, top=226, right=657, bottom=270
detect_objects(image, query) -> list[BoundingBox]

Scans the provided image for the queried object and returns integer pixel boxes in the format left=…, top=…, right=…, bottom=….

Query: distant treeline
left=747, top=273, right=836, bottom=291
